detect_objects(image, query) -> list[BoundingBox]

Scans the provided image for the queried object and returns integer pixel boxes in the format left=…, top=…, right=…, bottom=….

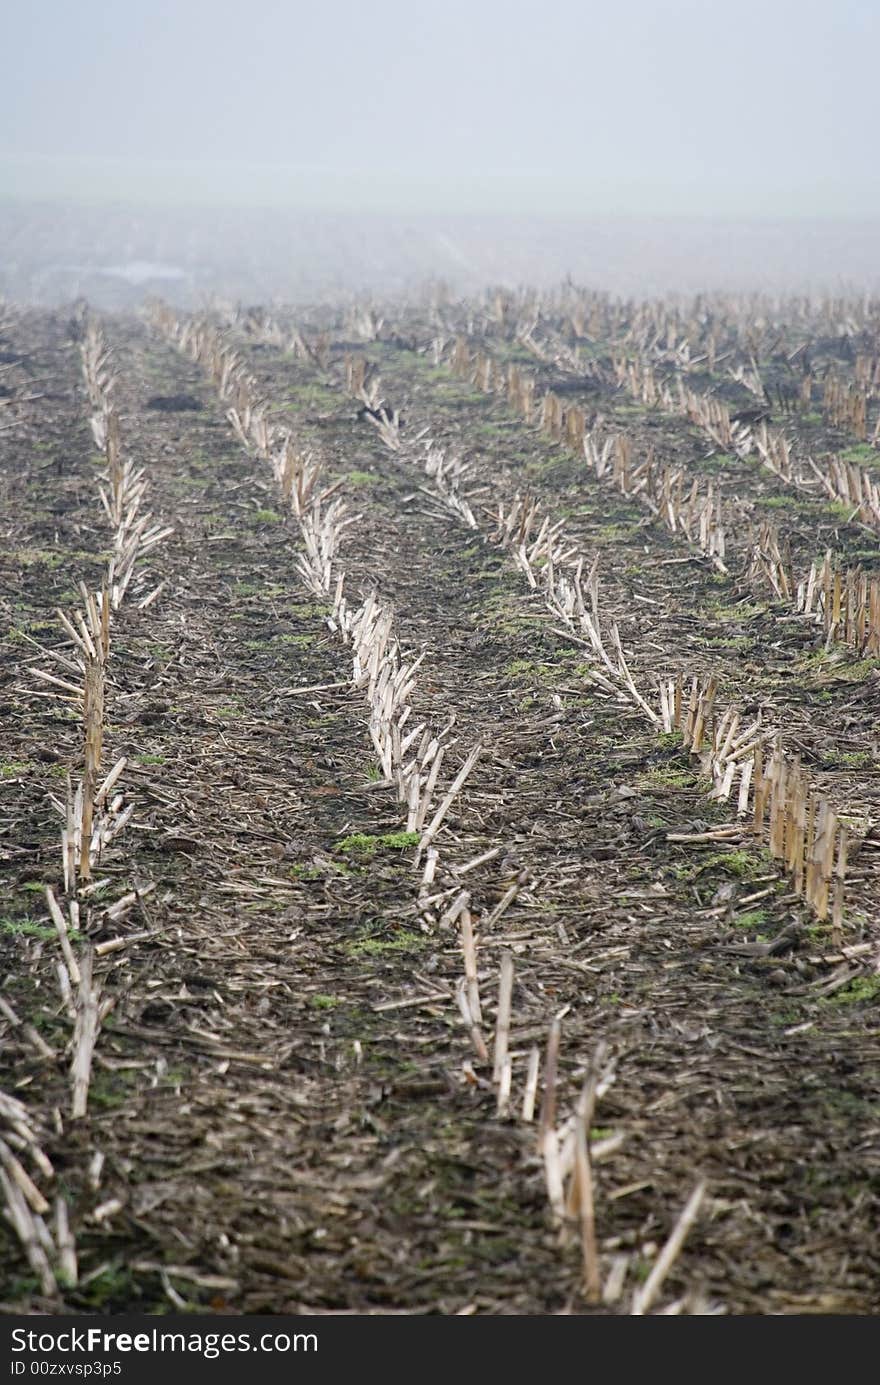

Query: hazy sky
left=2, top=0, right=878, bottom=216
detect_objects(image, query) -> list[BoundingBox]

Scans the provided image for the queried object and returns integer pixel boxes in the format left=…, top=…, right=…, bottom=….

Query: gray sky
left=2, top=0, right=878, bottom=216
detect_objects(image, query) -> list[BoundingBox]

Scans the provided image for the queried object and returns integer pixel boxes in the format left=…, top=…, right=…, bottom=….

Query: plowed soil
left=1, top=304, right=879, bottom=1316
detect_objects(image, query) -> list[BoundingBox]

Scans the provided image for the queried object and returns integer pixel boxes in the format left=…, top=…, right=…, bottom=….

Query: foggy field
left=1, top=284, right=879, bottom=1314
left=3, top=200, right=880, bottom=308
left=2, top=0, right=879, bottom=1328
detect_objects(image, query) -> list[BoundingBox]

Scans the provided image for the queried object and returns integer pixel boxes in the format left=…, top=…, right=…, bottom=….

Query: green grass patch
left=705, top=601, right=766, bottom=622
left=698, top=849, right=766, bottom=879
left=757, top=494, right=799, bottom=510
left=0, top=915, right=60, bottom=942
left=286, top=601, right=332, bottom=620
left=674, top=848, right=768, bottom=883
left=797, top=649, right=879, bottom=684
left=232, top=580, right=286, bottom=599
left=504, top=658, right=558, bottom=681
left=832, top=657, right=879, bottom=683
left=88, top=1069, right=138, bottom=1110
left=828, top=750, right=874, bottom=769
left=345, top=928, right=427, bottom=959
left=828, top=500, right=860, bottom=521
left=596, top=522, right=642, bottom=541
left=810, top=654, right=879, bottom=684
left=309, top=993, right=341, bottom=1010
left=287, top=864, right=327, bottom=881
left=656, top=732, right=681, bottom=749
left=733, top=908, right=769, bottom=934
left=336, top=831, right=420, bottom=857
left=839, top=444, right=880, bottom=465
left=826, top=975, right=880, bottom=1006
left=638, top=765, right=698, bottom=790
left=279, top=382, right=340, bottom=411
left=76, top=1265, right=139, bottom=1310
left=478, top=591, right=533, bottom=636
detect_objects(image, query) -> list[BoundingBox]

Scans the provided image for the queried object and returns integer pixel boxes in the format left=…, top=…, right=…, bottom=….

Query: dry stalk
left=438, top=323, right=865, bottom=914
left=660, top=672, right=852, bottom=919
left=368, top=405, right=402, bottom=452
left=492, top=952, right=514, bottom=1089
left=0, top=1091, right=69, bottom=1297
left=631, top=1180, right=707, bottom=1315
left=456, top=978, right=489, bottom=1063
left=463, top=321, right=878, bottom=642
left=450, top=339, right=729, bottom=570
left=423, top=444, right=479, bottom=528
left=0, top=1169, right=57, bottom=1297
left=459, top=908, right=481, bottom=1024
left=567, top=1047, right=605, bottom=1302
left=19, top=315, right=167, bottom=1139
left=70, top=948, right=101, bottom=1120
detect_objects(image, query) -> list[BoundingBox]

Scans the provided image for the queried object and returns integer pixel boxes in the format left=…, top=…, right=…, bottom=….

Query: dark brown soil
left=1, top=305, right=879, bottom=1317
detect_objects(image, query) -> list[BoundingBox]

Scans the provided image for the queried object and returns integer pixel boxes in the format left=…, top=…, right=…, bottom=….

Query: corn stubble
left=134, top=290, right=874, bottom=1314
left=5, top=319, right=172, bottom=1290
